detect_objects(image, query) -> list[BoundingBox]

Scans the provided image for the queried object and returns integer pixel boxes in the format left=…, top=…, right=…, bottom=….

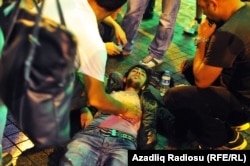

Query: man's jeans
left=121, top=0, right=180, bottom=59
left=0, top=101, right=8, bottom=164
left=60, top=127, right=136, bottom=166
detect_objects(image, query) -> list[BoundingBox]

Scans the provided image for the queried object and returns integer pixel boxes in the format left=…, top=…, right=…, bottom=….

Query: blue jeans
left=0, top=101, right=8, bottom=164
left=60, top=127, right=136, bottom=166
left=121, top=0, right=181, bottom=60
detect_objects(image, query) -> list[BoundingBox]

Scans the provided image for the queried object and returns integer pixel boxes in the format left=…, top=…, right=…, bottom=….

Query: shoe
left=183, top=20, right=199, bottom=35
left=139, top=55, right=163, bottom=68
left=2, top=152, right=13, bottom=166
left=214, top=132, right=247, bottom=150
left=121, top=50, right=131, bottom=56
left=196, top=132, right=247, bottom=150
left=232, top=122, right=250, bottom=131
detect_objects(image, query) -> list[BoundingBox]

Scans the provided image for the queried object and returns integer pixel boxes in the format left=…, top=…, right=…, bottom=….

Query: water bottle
left=160, top=70, right=171, bottom=96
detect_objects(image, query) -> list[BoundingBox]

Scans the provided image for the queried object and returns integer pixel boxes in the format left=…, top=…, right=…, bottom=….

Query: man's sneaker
left=214, top=132, right=247, bottom=150
left=2, top=152, right=13, bottom=166
left=196, top=132, right=247, bottom=150
left=232, top=122, right=250, bottom=131
left=139, top=55, right=163, bottom=68
left=183, top=20, right=199, bottom=35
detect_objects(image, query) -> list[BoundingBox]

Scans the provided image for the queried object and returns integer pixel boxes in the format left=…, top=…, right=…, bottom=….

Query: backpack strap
left=0, top=1, right=19, bottom=38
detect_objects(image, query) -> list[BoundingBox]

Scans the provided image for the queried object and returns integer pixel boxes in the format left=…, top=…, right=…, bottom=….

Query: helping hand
left=120, top=104, right=142, bottom=124
left=80, top=107, right=93, bottom=128
left=105, top=42, right=122, bottom=56
left=114, top=24, right=127, bottom=46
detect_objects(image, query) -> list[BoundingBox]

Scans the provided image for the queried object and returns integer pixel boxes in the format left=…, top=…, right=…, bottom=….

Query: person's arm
left=105, top=42, right=122, bottom=56
left=80, top=107, right=93, bottom=128
left=83, top=74, right=141, bottom=123
left=103, top=16, right=128, bottom=56
left=193, top=19, right=222, bottom=88
left=103, top=16, right=127, bottom=46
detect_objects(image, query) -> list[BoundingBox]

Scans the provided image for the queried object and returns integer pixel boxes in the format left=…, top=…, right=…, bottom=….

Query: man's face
left=126, top=67, right=147, bottom=90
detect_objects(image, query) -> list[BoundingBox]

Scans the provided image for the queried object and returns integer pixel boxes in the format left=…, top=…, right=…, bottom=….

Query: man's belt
left=100, top=127, right=136, bottom=143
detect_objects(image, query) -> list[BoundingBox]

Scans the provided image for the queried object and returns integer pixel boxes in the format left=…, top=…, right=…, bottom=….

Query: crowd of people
left=1, top=0, right=250, bottom=165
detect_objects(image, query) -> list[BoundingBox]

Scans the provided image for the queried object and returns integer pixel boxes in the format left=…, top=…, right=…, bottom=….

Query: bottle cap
left=164, top=70, right=170, bottom=74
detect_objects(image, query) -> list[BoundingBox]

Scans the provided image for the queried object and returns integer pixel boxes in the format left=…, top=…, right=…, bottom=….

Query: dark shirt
left=204, top=3, right=250, bottom=103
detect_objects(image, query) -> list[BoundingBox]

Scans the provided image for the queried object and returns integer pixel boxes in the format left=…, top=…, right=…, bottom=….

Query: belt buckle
left=100, top=128, right=118, bottom=137
left=111, top=129, right=117, bottom=136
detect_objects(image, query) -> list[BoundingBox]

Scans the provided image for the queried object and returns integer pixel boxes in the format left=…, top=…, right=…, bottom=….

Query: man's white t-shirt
left=41, top=0, right=107, bottom=82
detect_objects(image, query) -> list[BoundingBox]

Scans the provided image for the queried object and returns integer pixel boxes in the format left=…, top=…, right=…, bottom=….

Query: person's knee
left=163, top=87, right=180, bottom=106
left=180, top=58, right=195, bottom=85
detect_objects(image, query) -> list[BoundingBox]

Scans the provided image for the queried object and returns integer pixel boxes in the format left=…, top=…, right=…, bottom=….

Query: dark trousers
left=143, top=0, right=155, bottom=19
left=163, top=85, right=249, bottom=147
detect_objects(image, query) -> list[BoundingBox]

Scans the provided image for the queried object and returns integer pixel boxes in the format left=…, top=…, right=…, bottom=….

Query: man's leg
left=101, top=138, right=136, bottom=166
left=163, top=86, right=248, bottom=148
left=121, top=0, right=149, bottom=54
left=148, top=0, right=180, bottom=59
left=140, top=0, right=181, bottom=68
left=60, top=128, right=102, bottom=166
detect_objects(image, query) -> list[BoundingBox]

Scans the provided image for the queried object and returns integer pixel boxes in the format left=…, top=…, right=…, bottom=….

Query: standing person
left=121, top=0, right=181, bottom=68
left=183, top=0, right=202, bottom=35
left=60, top=65, right=151, bottom=166
left=39, top=0, right=141, bottom=123
left=163, top=0, right=250, bottom=149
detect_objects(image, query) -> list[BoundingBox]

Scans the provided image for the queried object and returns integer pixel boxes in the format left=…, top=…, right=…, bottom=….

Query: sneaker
left=214, top=132, right=247, bottom=150
left=139, top=55, right=163, bottom=68
left=183, top=20, right=199, bottom=35
left=196, top=132, right=247, bottom=150
left=2, top=152, right=13, bottom=166
left=232, top=122, right=250, bottom=131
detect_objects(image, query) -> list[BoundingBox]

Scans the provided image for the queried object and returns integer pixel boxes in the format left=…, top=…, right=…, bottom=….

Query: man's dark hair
left=96, top=0, right=127, bottom=11
left=124, top=64, right=152, bottom=88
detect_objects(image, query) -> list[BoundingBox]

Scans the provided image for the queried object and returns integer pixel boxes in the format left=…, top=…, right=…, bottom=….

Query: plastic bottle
left=159, top=70, right=171, bottom=96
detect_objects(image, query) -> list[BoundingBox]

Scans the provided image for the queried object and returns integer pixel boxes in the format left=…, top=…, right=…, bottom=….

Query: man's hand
left=198, top=18, right=216, bottom=38
left=114, top=25, right=127, bottom=46
left=80, top=107, right=93, bottom=128
left=105, top=42, right=122, bottom=56
left=120, top=104, right=142, bottom=124
left=102, top=16, right=127, bottom=47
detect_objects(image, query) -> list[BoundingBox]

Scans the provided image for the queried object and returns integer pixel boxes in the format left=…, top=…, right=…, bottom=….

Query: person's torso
left=41, top=0, right=107, bottom=82
left=204, top=3, right=250, bottom=101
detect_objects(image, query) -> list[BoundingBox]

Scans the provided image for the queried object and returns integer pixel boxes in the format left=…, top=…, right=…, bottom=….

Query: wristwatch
left=194, top=37, right=209, bottom=46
